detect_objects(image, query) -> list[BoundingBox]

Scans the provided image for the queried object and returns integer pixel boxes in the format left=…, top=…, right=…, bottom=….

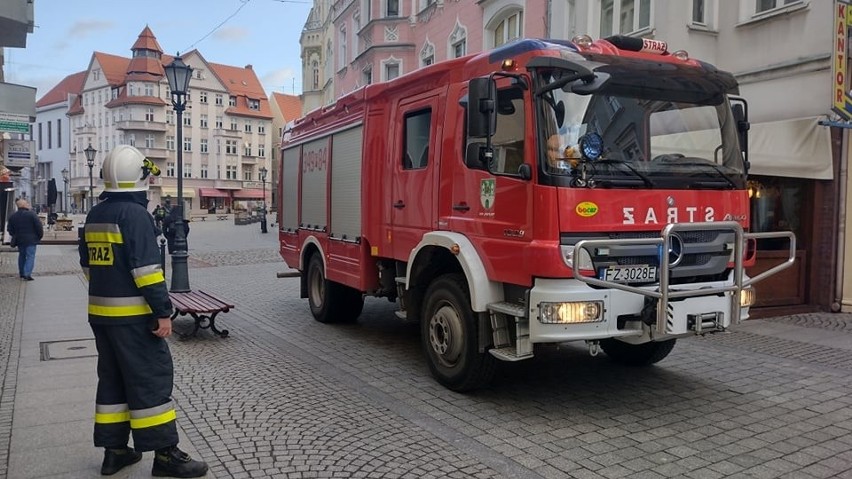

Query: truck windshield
left=537, top=67, right=745, bottom=190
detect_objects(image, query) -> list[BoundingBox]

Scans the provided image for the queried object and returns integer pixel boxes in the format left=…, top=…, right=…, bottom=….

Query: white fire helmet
left=101, top=144, right=160, bottom=192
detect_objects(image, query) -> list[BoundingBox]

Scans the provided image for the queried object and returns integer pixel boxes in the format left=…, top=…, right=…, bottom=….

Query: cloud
left=261, top=68, right=300, bottom=94
left=213, top=26, right=249, bottom=42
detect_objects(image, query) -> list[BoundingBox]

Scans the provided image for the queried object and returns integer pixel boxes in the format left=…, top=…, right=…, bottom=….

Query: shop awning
left=232, top=188, right=266, bottom=199
left=748, top=117, right=833, bottom=180
left=198, top=188, right=230, bottom=198
left=160, top=187, right=196, bottom=198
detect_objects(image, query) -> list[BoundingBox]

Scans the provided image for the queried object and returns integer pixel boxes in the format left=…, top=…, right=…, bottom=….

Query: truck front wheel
left=599, top=338, right=676, bottom=366
left=421, top=273, right=496, bottom=392
left=307, top=254, right=363, bottom=323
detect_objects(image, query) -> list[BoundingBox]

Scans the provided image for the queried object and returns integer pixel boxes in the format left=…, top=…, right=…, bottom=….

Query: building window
left=258, top=144, right=265, bottom=157
left=230, top=119, right=238, bottom=131
left=756, top=0, right=799, bottom=14
left=599, top=0, right=650, bottom=37
left=490, top=9, right=523, bottom=47
left=144, top=84, right=154, bottom=96
left=166, top=136, right=175, bottom=150
left=363, top=67, right=372, bottom=85
left=216, top=93, right=224, bottom=106
left=244, top=143, right=252, bottom=156
left=201, top=165, right=208, bottom=179
left=145, top=107, right=154, bottom=122
left=244, top=170, right=253, bottom=181
left=244, top=120, right=252, bottom=133
left=229, top=96, right=237, bottom=107
left=183, top=114, right=191, bottom=127
left=167, top=162, right=175, bottom=177
left=383, top=58, right=401, bottom=81
left=47, top=121, right=52, bottom=149
left=420, top=41, right=435, bottom=67
left=194, top=69, right=204, bottom=80
left=226, top=165, right=237, bottom=179
left=312, top=60, right=320, bottom=90
left=200, top=91, right=208, bottom=103
left=201, top=138, right=208, bottom=153
left=386, top=0, right=399, bottom=16
left=37, top=123, right=42, bottom=150
left=339, top=26, right=348, bottom=70
left=248, top=99, right=260, bottom=110
left=128, top=134, right=136, bottom=147
left=184, top=137, right=192, bottom=152
left=258, top=122, right=265, bottom=134
left=145, top=134, right=155, bottom=148
left=93, top=70, right=101, bottom=81
left=166, top=110, right=174, bottom=124
left=200, top=114, right=208, bottom=128
left=57, top=119, right=61, bottom=148
left=353, top=13, right=360, bottom=57
left=216, top=116, right=223, bottom=129
left=449, top=20, right=468, bottom=59
left=183, top=163, right=191, bottom=178
left=226, top=140, right=238, bottom=155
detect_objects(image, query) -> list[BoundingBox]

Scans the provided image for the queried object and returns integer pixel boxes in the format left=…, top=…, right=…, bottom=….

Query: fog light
left=740, top=287, right=756, bottom=307
left=539, top=301, right=603, bottom=324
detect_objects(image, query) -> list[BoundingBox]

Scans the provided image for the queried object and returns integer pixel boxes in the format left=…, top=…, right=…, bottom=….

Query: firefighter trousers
left=91, top=322, right=179, bottom=452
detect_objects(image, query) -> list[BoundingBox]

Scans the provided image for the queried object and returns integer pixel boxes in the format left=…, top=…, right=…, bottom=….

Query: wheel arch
left=406, top=232, right=502, bottom=312
left=299, top=236, right=325, bottom=298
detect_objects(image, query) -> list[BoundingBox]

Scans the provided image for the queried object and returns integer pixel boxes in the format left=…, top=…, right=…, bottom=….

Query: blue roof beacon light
left=578, top=132, right=603, bottom=161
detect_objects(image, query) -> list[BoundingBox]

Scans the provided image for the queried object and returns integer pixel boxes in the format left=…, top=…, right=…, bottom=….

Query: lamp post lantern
left=164, top=54, right=193, bottom=292
left=61, top=167, right=69, bottom=215
left=259, top=166, right=268, bottom=234
left=84, top=143, right=96, bottom=213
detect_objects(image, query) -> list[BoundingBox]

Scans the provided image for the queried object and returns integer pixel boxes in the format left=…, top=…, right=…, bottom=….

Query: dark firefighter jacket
left=79, top=192, right=173, bottom=325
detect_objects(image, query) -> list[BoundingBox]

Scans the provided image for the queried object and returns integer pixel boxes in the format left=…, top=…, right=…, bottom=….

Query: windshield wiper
left=677, top=161, right=738, bottom=189
left=595, top=159, right=655, bottom=188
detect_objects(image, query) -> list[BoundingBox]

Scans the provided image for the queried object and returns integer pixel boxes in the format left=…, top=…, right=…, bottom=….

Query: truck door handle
left=452, top=202, right=470, bottom=212
left=393, top=200, right=405, bottom=209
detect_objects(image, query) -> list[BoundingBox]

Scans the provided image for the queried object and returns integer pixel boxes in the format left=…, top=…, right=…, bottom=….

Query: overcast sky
left=4, top=0, right=311, bottom=100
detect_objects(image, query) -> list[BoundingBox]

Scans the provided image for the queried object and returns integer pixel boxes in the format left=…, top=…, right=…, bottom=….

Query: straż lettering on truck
left=277, top=34, right=797, bottom=392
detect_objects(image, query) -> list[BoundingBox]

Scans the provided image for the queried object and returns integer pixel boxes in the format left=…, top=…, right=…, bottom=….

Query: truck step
left=487, top=301, right=527, bottom=318
left=489, top=346, right=533, bottom=362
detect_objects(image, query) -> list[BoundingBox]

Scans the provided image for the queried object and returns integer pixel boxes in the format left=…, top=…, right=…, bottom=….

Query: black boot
left=152, top=445, right=208, bottom=478
left=101, top=446, right=143, bottom=475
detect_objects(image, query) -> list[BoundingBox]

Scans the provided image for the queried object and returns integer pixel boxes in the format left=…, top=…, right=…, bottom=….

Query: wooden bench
left=168, top=290, right=234, bottom=339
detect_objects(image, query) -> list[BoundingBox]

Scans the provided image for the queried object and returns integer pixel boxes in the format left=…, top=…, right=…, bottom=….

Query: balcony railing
left=115, top=120, right=167, bottom=132
left=213, top=128, right=242, bottom=138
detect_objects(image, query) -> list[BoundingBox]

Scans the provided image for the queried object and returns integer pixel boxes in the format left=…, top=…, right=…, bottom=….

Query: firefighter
left=79, top=145, right=208, bottom=478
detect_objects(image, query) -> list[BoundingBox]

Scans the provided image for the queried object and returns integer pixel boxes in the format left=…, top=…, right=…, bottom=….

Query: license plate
left=600, top=264, right=657, bottom=283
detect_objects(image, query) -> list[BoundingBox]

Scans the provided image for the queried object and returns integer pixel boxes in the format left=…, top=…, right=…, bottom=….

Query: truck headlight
left=740, top=287, right=756, bottom=307
left=539, top=301, right=603, bottom=324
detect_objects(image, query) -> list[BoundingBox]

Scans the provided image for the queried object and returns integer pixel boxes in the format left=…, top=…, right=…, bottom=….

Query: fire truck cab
left=279, top=36, right=796, bottom=391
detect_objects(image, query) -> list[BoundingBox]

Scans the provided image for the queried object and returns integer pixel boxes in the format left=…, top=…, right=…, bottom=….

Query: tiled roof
left=92, top=52, right=131, bottom=86
left=36, top=70, right=86, bottom=108
left=67, top=95, right=84, bottom=116
left=272, top=92, right=302, bottom=122
left=209, top=62, right=273, bottom=119
left=131, top=26, right=163, bottom=53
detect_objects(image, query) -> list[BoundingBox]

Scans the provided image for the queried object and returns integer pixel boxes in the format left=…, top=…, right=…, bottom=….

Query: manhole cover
left=40, top=339, right=97, bottom=360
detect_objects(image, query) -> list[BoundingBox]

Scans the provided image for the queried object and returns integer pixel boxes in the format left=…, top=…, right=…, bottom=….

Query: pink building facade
left=328, top=0, right=547, bottom=100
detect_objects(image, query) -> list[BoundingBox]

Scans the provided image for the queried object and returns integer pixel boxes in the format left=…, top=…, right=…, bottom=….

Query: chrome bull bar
left=573, top=222, right=796, bottom=335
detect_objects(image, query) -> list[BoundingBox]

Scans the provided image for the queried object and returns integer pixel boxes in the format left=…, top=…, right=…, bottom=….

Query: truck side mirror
left=730, top=98, right=750, bottom=172
left=468, top=77, right=497, bottom=138
left=465, top=142, right=487, bottom=170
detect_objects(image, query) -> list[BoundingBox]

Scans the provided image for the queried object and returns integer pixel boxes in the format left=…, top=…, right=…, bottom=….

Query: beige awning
left=748, top=117, right=833, bottom=180
left=160, top=187, right=196, bottom=198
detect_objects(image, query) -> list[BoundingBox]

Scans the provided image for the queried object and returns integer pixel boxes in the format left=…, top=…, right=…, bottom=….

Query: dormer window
left=229, top=96, right=237, bottom=107
left=248, top=99, right=260, bottom=110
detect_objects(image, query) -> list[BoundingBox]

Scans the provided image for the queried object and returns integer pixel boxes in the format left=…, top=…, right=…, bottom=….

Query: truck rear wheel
left=599, top=338, right=676, bottom=366
left=421, top=273, right=496, bottom=392
left=307, top=254, right=364, bottom=323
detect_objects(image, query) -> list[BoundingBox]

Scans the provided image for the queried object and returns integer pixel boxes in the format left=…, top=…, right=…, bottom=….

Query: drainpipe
left=833, top=127, right=848, bottom=312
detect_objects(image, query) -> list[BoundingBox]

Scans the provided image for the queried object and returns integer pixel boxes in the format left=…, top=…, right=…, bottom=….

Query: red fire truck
left=278, top=35, right=795, bottom=391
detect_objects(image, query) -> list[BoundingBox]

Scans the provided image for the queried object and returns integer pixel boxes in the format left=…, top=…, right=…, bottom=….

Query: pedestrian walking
left=6, top=198, right=43, bottom=280
left=78, top=145, right=208, bottom=478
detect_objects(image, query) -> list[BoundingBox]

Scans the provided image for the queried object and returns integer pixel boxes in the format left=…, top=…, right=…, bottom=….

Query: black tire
left=421, top=273, right=496, bottom=392
left=599, top=338, right=676, bottom=366
left=306, top=254, right=364, bottom=323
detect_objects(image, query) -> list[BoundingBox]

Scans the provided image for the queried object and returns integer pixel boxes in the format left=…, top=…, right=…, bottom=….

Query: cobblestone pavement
left=3, top=221, right=852, bottom=478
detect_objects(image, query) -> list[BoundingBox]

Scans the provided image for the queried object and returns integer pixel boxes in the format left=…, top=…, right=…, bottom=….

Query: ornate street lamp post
left=84, top=143, right=96, bottom=213
left=61, top=167, right=69, bottom=215
left=259, top=166, right=268, bottom=234
left=164, top=54, right=193, bottom=292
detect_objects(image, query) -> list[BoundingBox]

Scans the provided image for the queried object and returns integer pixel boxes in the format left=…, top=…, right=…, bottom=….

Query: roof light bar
left=605, top=35, right=668, bottom=55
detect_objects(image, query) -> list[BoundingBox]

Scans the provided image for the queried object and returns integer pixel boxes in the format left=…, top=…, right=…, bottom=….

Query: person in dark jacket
left=79, top=145, right=208, bottom=478
left=7, top=199, right=43, bottom=280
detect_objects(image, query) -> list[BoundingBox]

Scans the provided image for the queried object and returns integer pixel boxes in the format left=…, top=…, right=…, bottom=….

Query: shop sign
left=2, top=139, right=35, bottom=168
left=833, top=1, right=852, bottom=119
